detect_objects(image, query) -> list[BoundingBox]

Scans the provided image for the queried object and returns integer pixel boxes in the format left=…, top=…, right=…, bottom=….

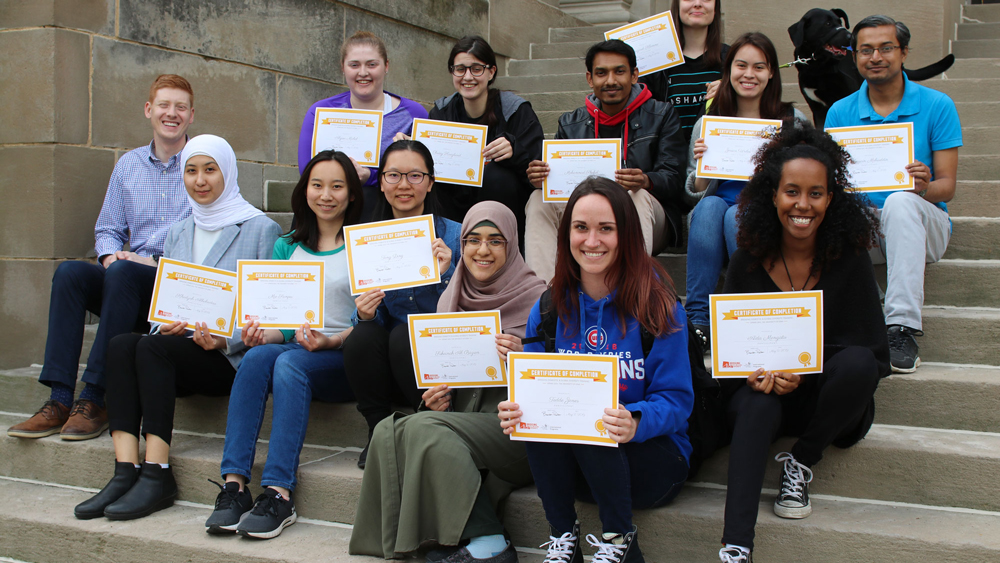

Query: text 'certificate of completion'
left=147, top=258, right=239, bottom=337
left=697, top=116, right=782, bottom=181
left=411, top=118, right=488, bottom=187
left=543, top=139, right=622, bottom=202
left=312, top=108, right=384, bottom=166
left=237, top=260, right=325, bottom=330
left=710, top=291, right=823, bottom=378
left=344, top=214, right=440, bottom=295
left=605, top=11, right=684, bottom=76
left=826, top=123, right=914, bottom=192
left=507, top=352, right=619, bottom=447
left=409, top=311, right=506, bottom=389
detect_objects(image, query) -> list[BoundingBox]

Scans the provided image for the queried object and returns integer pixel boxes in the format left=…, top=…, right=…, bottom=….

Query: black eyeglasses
left=449, top=63, right=491, bottom=77
left=462, top=237, right=507, bottom=249
left=857, top=45, right=903, bottom=57
left=381, top=171, right=431, bottom=184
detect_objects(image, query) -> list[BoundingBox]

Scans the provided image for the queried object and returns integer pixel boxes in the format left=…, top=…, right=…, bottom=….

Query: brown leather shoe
left=7, top=400, right=69, bottom=438
left=60, top=399, right=109, bottom=441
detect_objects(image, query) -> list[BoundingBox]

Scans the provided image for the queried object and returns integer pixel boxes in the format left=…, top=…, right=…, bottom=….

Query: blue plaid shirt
left=93, top=141, right=192, bottom=258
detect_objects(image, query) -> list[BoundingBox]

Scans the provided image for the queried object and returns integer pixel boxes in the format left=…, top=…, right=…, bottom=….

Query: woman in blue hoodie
left=499, top=177, right=694, bottom=563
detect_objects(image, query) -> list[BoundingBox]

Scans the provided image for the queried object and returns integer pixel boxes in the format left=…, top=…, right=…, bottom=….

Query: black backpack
left=522, top=288, right=727, bottom=479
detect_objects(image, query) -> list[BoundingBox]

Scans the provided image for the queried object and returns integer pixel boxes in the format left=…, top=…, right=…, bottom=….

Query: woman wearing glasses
left=342, top=140, right=462, bottom=469
left=423, top=35, right=543, bottom=246
left=350, top=201, right=546, bottom=563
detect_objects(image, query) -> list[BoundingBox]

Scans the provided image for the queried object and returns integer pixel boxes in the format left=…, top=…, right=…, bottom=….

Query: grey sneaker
left=773, top=452, right=813, bottom=519
left=887, top=325, right=922, bottom=373
left=236, top=488, right=297, bottom=539
left=719, top=546, right=753, bottom=562
left=205, top=480, right=254, bottom=534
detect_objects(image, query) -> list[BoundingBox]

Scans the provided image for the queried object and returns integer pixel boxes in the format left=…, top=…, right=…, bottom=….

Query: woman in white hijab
left=73, top=134, right=281, bottom=522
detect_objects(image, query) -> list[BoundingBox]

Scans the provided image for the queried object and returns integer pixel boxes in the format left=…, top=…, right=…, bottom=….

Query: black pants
left=342, top=321, right=423, bottom=433
left=434, top=163, right=531, bottom=253
left=106, top=333, right=237, bottom=445
left=722, top=346, right=880, bottom=549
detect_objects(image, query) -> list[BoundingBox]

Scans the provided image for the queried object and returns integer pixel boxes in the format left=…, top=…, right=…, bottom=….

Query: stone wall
left=0, top=0, right=585, bottom=369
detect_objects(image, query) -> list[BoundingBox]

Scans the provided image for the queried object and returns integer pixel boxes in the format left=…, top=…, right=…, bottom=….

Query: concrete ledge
left=922, top=306, right=1000, bottom=366
left=876, top=363, right=1000, bottom=432
left=0, top=0, right=114, bottom=34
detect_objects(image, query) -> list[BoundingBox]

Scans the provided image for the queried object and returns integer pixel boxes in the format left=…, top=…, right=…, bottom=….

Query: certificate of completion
left=710, top=291, right=824, bottom=378
left=343, top=214, right=440, bottom=295
left=311, top=108, right=384, bottom=167
left=237, top=260, right=325, bottom=330
left=408, top=311, right=506, bottom=389
left=542, top=139, right=622, bottom=202
left=147, top=258, right=239, bottom=337
left=604, top=11, right=684, bottom=76
left=411, top=118, right=488, bottom=187
left=697, top=116, right=782, bottom=181
left=507, top=352, right=619, bottom=447
left=826, top=123, right=915, bottom=192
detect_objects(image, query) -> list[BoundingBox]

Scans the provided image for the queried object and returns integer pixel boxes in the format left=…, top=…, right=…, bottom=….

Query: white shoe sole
left=239, top=513, right=297, bottom=539
left=890, top=357, right=921, bottom=374
left=773, top=501, right=812, bottom=519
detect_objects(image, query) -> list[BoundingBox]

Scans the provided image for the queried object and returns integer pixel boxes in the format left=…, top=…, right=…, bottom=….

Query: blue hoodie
left=523, top=291, right=694, bottom=461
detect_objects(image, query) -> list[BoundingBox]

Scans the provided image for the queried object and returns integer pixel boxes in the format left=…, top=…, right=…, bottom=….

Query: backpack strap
left=520, top=288, right=556, bottom=352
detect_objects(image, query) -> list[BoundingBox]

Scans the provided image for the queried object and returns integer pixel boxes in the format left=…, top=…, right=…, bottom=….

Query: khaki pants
left=524, top=188, right=666, bottom=282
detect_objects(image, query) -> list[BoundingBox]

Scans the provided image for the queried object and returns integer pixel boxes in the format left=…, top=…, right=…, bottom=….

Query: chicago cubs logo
left=585, top=326, right=608, bottom=351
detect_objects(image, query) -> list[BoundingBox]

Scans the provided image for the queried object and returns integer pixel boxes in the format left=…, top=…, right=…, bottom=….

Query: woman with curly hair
left=716, top=125, right=889, bottom=563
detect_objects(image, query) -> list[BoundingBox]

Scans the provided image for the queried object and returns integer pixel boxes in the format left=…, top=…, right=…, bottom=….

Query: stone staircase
left=3, top=5, right=1000, bottom=563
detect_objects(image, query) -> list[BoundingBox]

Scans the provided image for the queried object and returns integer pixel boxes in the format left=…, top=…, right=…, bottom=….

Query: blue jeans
left=220, top=342, right=354, bottom=491
left=525, top=435, right=689, bottom=535
left=685, top=196, right=739, bottom=326
left=39, top=260, right=156, bottom=389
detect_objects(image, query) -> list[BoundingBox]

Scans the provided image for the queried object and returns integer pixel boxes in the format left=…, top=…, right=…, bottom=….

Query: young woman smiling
left=205, top=150, right=364, bottom=539
left=716, top=126, right=887, bottom=563
left=499, top=178, right=694, bottom=563
left=298, top=31, right=428, bottom=221
left=350, top=201, right=546, bottom=563
left=75, top=135, right=280, bottom=522
left=683, top=32, right=807, bottom=347
left=341, top=140, right=462, bottom=470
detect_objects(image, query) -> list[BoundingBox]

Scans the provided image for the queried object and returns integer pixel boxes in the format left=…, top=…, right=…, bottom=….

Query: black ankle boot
left=358, top=427, right=375, bottom=470
left=74, top=461, right=140, bottom=519
left=104, top=462, right=177, bottom=520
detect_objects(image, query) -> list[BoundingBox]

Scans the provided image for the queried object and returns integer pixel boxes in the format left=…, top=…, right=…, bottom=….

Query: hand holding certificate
left=507, top=352, right=619, bottom=447
left=411, top=118, right=488, bottom=187
left=542, top=139, right=622, bottom=202
left=148, top=258, right=239, bottom=337
left=710, top=291, right=824, bottom=378
left=825, top=123, right=914, bottom=192
left=237, top=260, right=325, bottom=329
left=696, top=116, right=782, bottom=181
left=409, top=311, right=506, bottom=388
left=344, top=214, right=441, bottom=294
left=605, top=11, right=684, bottom=76
left=312, top=108, right=384, bottom=166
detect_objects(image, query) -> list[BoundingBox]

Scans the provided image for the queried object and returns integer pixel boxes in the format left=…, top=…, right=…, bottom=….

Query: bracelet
left=333, top=333, right=344, bottom=349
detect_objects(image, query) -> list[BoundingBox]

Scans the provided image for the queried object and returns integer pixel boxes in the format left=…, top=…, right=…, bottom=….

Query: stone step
left=958, top=154, right=999, bottom=182
left=919, top=77, right=1000, bottom=103
left=531, top=40, right=593, bottom=60
left=536, top=110, right=564, bottom=135
left=265, top=211, right=293, bottom=233
left=509, top=58, right=588, bottom=77
left=953, top=39, right=1000, bottom=59
left=549, top=25, right=615, bottom=44
left=944, top=58, right=1000, bottom=78
left=965, top=3, right=1000, bottom=23
left=948, top=217, right=1000, bottom=260
left=950, top=181, right=1000, bottom=217
left=877, top=363, right=1000, bottom=432
left=519, top=90, right=590, bottom=112
left=264, top=179, right=296, bottom=212
left=958, top=127, right=1000, bottom=156
left=957, top=22, right=1000, bottom=41
left=494, top=73, right=591, bottom=94
left=956, top=101, right=1000, bottom=126
left=922, top=306, right=1000, bottom=366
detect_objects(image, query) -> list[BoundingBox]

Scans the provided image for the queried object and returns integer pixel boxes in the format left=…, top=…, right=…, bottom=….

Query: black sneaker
left=205, top=480, right=254, bottom=534
left=887, top=325, right=922, bottom=373
left=236, top=487, right=297, bottom=539
left=718, top=546, right=753, bottom=562
left=586, top=526, right=643, bottom=563
left=540, top=521, right=582, bottom=563
left=773, top=452, right=813, bottom=519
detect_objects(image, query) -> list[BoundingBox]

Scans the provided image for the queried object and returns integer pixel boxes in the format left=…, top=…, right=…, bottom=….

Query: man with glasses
left=523, top=40, right=686, bottom=282
left=826, top=15, right=962, bottom=373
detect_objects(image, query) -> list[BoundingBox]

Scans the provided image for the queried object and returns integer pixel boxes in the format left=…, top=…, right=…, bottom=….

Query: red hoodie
left=584, top=84, right=653, bottom=163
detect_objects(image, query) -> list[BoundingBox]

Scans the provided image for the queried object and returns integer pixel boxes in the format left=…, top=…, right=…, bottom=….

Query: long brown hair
left=550, top=178, right=680, bottom=338
left=709, top=31, right=792, bottom=120
left=672, top=0, right=724, bottom=68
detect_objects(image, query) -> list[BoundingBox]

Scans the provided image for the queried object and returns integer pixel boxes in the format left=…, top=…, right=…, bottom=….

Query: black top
left=722, top=248, right=890, bottom=378
left=640, top=45, right=730, bottom=142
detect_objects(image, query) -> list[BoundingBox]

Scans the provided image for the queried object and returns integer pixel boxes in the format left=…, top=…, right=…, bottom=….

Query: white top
left=289, top=243, right=354, bottom=336
left=192, top=226, right=223, bottom=264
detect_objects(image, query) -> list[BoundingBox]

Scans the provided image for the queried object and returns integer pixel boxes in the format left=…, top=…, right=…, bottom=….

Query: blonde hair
left=341, top=31, right=388, bottom=65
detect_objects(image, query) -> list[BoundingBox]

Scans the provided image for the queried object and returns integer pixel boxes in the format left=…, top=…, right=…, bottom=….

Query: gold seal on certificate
left=411, top=118, right=488, bottom=187
left=147, top=258, right=239, bottom=337
left=542, top=139, right=622, bottom=202
left=408, top=311, right=506, bottom=389
left=604, top=11, right=684, bottom=76
left=312, top=108, right=384, bottom=167
left=825, top=123, right=914, bottom=192
left=237, top=260, right=325, bottom=329
left=696, top=116, right=782, bottom=181
left=507, top=352, right=619, bottom=447
left=343, top=214, right=440, bottom=295
left=710, top=291, right=824, bottom=378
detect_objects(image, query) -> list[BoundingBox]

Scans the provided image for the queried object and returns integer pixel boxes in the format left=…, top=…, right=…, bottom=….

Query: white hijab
left=180, top=134, right=264, bottom=231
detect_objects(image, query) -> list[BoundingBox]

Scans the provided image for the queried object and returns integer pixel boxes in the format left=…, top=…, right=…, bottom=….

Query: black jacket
left=556, top=85, right=688, bottom=239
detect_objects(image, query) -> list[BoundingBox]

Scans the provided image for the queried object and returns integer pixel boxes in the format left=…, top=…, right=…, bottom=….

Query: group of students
left=7, top=2, right=963, bottom=562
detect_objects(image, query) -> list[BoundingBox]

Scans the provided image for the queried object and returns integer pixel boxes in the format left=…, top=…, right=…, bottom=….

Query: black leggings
left=722, top=345, right=881, bottom=549
left=342, top=321, right=423, bottom=432
left=105, top=333, right=236, bottom=445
